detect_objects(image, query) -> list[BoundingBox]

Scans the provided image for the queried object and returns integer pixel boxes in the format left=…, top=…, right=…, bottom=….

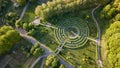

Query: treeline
left=102, top=0, right=120, bottom=67
left=35, top=0, right=102, bottom=20
left=0, top=26, right=20, bottom=55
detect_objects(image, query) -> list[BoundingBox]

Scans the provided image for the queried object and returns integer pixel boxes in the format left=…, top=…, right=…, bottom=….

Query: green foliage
left=101, top=0, right=120, bottom=19
left=35, top=0, right=99, bottom=20
left=105, top=21, right=120, bottom=68
left=15, top=19, right=22, bottom=28
left=0, top=26, right=20, bottom=55
left=59, top=64, right=66, bottom=68
left=30, top=43, right=43, bottom=57
left=114, top=13, right=120, bottom=21
left=17, top=0, right=27, bottom=6
left=105, top=21, right=120, bottom=39
left=29, top=0, right=36, bottom=2
left=5, top=12, right=19, bottom=26
left=27, top=29, right=35, bottom=36
left=45, top=55, right=60, bottom=68
left=0, top=0, right=9, bottom=16
left=23, top=23, right=29, bottom=30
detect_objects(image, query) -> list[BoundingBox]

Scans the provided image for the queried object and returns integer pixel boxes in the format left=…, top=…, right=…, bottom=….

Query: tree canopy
left=0, top=26, right=20, bottom=55
left=35, top=0, right=102, bottom=20
left=105, top=21, right=120, bottom=67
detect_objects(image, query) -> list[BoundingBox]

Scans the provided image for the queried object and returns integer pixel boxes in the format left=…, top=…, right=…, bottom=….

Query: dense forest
left=101, top=0, right=120, bottom=67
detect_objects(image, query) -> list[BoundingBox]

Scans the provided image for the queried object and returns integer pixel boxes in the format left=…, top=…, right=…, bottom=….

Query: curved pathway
left=91, top=4, right=103, bottom=68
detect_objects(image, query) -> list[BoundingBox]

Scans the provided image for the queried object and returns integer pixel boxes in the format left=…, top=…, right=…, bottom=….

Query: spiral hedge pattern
left=54, top=17, right=89, bottom=48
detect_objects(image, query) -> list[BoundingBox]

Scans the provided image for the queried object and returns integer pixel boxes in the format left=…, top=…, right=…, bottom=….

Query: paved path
left=58, top=57, right=73, bottom=68
left=30, top=55, right=47, bottom=68
left=91, top=4, right=103, bottom=68
left=16, top=28, right=73, bottom=68
left=20, top=33, right=53, bottom=54
left=19, top=1, right=30, bottom=19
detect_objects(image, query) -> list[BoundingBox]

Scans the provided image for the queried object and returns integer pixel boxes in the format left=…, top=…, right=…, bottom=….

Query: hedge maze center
left=54, top=17, right=89, bottom=49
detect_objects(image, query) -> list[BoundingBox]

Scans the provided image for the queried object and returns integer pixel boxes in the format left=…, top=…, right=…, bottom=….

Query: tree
left=29, top=0, right=36, bottom=2
left=35, top=0, right=99, bottom=20
left=23, top=23, right=29, bottom=30
left=106, top=7, right=116, bottom=18
left=0, top=26, right=20, bottom=55
left=59, top=64, right=66, bottom=68
left=15, top=19, right=23, bottom=28
left=45, top=55, right=60, bottom=68
left=107, top=33, right=120, bottom=67
left=30, top=43, right=44, bottom=57
left=114, top=14, right=120, bottom=21
left=16, top=0, right=27, bottom=6
left=105, top=21, right=120, bottom=67
left=0, top=0, right=9, bottom=16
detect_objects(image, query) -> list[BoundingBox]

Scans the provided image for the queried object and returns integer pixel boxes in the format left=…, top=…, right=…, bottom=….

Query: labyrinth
left=54, top=17, right=89, bottom=48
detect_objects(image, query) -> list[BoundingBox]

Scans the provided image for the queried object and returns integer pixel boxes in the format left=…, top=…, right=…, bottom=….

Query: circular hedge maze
left=54, top=17, right=89, bottom=48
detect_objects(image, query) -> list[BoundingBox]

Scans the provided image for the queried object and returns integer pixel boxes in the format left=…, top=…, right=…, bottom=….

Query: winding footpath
left=91, top=4, right=103, bottom=68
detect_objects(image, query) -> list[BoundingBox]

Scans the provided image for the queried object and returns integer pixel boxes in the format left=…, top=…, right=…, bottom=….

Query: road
left=91, top=4, right=103, bottom=68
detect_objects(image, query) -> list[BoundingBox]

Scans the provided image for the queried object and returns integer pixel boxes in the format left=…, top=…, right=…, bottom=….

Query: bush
left=30, top=43, right=44, bottom=57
